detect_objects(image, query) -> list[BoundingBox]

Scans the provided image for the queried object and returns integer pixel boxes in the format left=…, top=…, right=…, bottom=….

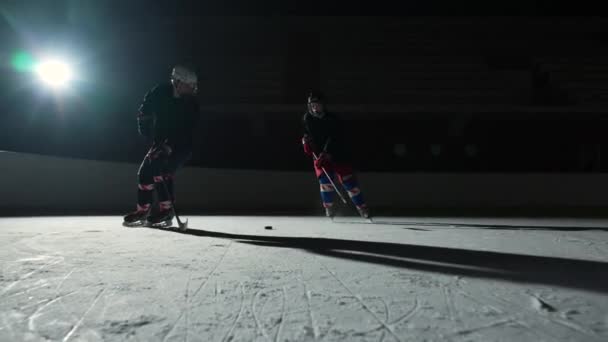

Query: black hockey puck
left=264, top=226, right=273, bottom=230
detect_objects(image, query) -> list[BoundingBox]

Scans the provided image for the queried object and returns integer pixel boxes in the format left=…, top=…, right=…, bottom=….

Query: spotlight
left=35, top=59, right=73, bottom=88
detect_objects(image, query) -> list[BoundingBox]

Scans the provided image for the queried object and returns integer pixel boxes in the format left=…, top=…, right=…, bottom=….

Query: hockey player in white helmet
left=171, top=65, right=198, bottom=96
left=123, top=65, right=200, bottom=228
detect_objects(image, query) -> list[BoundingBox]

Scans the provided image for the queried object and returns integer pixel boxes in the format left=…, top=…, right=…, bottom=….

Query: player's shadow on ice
left=167, top=227, right=608, bottom=294
left=401, top=222, right=608, bottom=231
left=328, top=218, right=608, bottom=231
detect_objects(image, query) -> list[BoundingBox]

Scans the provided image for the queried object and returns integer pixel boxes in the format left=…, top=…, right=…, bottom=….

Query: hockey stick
left=158, top=177, right=188, bottom=230
left=148, top=140, right=188, bottom=230
left=313, top=138, right=348, bottom=204
left=310, top=137, right=370, bottom=220
left=312, top=151, right=348, bottom=204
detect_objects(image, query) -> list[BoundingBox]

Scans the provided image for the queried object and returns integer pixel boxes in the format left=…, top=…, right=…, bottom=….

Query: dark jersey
left=302, top=111, right=350, bottom=163
left=137, top=83, right=200, bottom=150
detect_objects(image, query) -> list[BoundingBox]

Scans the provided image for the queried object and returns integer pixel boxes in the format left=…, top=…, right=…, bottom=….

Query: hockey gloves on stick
left=314, top=152, right=332, bottom=169
left=302, top=135, right=315, bottom=156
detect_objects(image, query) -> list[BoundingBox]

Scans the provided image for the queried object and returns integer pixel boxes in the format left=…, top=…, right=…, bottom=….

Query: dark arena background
left=1, top=1, right=607, bottom=341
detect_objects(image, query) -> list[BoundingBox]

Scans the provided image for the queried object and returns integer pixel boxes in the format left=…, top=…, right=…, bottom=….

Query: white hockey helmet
left=171, top=65, right=197, bottom=87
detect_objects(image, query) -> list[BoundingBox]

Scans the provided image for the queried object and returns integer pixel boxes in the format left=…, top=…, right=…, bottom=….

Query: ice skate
left=123, top=209, right=149, bottom=227
left=146, top=209, right=174, bottom=228
left=357, top=206, right=371, bottom=219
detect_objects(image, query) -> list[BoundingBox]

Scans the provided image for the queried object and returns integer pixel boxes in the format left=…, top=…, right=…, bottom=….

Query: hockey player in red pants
left=301, top=91, right=370, bottom=218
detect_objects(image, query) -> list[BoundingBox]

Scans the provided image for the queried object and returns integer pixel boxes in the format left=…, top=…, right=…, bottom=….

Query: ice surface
left=1, top=216, right=607, bottom=341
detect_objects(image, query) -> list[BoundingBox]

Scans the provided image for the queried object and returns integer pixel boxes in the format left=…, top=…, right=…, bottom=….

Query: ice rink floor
left=1, top=215, right=608, bottom=341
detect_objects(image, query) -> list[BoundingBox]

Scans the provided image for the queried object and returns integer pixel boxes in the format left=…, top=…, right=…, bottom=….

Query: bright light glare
left=35, top=60, right=73, bottom=87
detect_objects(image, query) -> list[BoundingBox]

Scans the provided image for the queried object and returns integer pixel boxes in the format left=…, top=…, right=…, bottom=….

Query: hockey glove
left=302, top=135, right=315, bottom=156
left=314, top=152, right=332, bottom=169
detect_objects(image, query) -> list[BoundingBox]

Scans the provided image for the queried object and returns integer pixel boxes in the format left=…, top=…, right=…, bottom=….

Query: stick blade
left=178, top=219, right=188, bottom=230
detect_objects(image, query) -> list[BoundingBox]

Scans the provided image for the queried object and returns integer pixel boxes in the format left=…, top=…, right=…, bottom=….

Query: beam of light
left=35, top=59, right=73, bottom=88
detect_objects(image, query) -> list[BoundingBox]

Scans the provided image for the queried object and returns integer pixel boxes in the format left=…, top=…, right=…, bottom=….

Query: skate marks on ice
left=275, top=287, right=287, bottom=342
left=158, top=236, right=427, bottom=341
left=244, top=265, right=420, bottom=341
left=302, top=281, right=321, bottom=340
left=250, top=286, right=292, bottom=342
left=317, top=259, right=409, bottom=342
left=251, top=289, right=272, bottom=341
left=1, top=261, right=111, bottom=340
left=175, top=270, right=605, bottom=341
left=159, top=241, right=233, bottom=342
left=379, top=272, right=605, bottom=341
left=61, top=287, right=106, bottom=342
left=222, top=282, right=246, bottom=342
left=448, top=279, right=606, bottom=341
left=312, top=258, right=560, bottom=341
left=0, top=227, right=185, bottom=341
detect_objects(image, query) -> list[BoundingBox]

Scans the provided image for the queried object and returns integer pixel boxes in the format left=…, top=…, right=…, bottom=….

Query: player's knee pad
left=347, top=187, right=361, bottom=197
left=138, top=183, right=154, bottom=191
left=320, top=183, right=335, bottom=192
left=318, top=174, right=333, bottom=185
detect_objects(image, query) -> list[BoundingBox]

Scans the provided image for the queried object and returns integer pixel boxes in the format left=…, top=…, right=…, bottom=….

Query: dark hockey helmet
left=307, top=90, right=325, bottom=104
